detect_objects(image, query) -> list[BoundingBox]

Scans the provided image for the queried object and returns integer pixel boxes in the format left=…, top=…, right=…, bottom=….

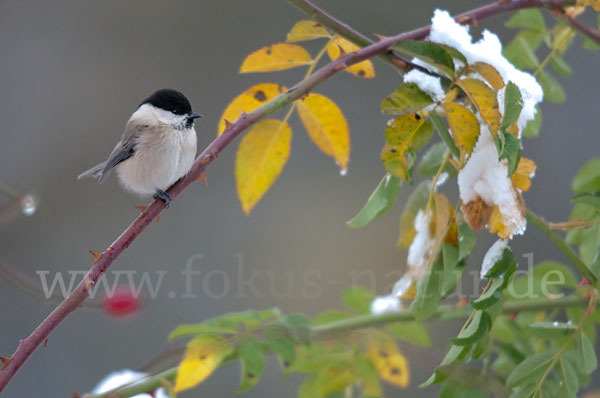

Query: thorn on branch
left=44, top=338, right=48, bottom=348
left=373, top=33, right=388, bottom=41
left=0, top=356, right=10, bottom=370
left=223, top=119, right=233, bottom=130
left=336, top=44, right=347, bottom=57
left=196, top=171, right=208, bottom=186
left=88, top=250, right=102, bottom=263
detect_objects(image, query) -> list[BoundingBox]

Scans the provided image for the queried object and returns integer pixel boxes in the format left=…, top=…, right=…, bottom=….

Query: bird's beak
left=188, top=112, right=203, bottom=120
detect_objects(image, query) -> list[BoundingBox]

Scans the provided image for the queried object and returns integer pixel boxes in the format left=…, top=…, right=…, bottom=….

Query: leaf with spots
left=366, top=332, right=410, bottom=387
left=218, top=83, right=286, bottom=135
left=175, top=335, right=233, bottom=392
left=381, top=83, right=434, bottom=115
left=240, top=43, right=312, bottom=73
left=327, top=35, right=375, bottom=78
left=457, top=78, right=501, bottom=134
left=296, top=93, right=350, bottom=171
left=286, top=20, right=330, bottom=42
left=443, top=102, right=480, bottom=156
left=381, top=114, right=433, bottom=181
left=236, top=119, right=292, bottom=214
left=238, top=339, right=266, bottom=392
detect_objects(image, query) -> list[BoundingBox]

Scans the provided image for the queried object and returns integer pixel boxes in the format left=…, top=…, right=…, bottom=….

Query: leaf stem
left=526, top=209, right=599, bottom=287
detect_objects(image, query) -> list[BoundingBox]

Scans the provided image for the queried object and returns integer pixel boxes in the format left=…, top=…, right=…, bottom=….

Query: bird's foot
left=153, top=189, right=172, bottom=208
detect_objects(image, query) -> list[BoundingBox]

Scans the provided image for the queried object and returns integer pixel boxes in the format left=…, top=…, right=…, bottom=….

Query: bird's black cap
left=140, top=89, right=192, bottom=115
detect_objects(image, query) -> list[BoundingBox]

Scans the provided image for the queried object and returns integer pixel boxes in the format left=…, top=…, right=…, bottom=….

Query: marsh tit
left=78, top=89, right=201, bottom=207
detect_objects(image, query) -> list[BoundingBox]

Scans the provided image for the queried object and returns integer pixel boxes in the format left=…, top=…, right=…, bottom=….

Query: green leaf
left=572, top=191, right=600, bottom=211
left=501, top=81, right=523, bottom=130
left=571, top=158, right=600, bottom=193
left=417, top=142, right=457, bottom=178
left=410, top=258, right=443, bottom=320
left=577, top=331, right=597, bottom=374
left=521, top=106, right=542, bottom=138
left=572, top=158, right=600, bottom=193
left=531, top=261, right=577, bottom=288
left=557, top=357, right=579, bottom=398
left=393, top=40, right=455, bottom=77
left=528, top=321, right=577, bottom=339
left=381, top=83, right=434, bottom=115
left=503, top=31, right=542, bottom=69
left=237, top=339, right=266, bottom=392
left=354, top=355, right=382, bottom=397
left=496, top=130, right=521, bottom=176
left=550, top=55, right=573, bottom=77
left=506, top=9, right=546, bottom=31
left=451, top=311, right=492, bottom=346
left=538, top=71, right=566, bottom=103
left=343, top=286, right=375, bottom=314
left=583, top=36, right=600, bottom=51
left=484, top=248, right=516, bottom=279
left=471, top=278, right=504, bottom=310
left=388, top=321, right=432, bottom=347
left=264, top=325, right=296, bottom=370
left=421, top=344, right=468, bottom=387
left=347, top=174, right=402, bottom=228
left=506, top=350, right=556, bottom=388
left=441, top=243, right=466, bottom=298
left=281, top=314, right=311, bottom=345
left=458, top=221, right=477, bottom=261
left=397, top=180, right=430, bottom=248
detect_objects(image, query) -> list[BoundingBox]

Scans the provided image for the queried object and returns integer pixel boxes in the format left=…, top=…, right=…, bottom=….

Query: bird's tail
left=77, top=162, right=106, bottom=181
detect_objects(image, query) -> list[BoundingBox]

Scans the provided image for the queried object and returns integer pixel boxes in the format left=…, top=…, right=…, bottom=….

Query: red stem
left=0, top=0, right=576, bottom=392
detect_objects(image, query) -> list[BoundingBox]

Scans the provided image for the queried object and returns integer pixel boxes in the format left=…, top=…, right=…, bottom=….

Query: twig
left=0, top=0, right=580, bottom=392
left=526, top=209, right=599, bottom=287
left=564, top=13, right=600, bottom=44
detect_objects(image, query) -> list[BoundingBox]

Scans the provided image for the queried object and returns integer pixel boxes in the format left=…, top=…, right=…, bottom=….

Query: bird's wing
left=98, top=120, right=149, bottom=182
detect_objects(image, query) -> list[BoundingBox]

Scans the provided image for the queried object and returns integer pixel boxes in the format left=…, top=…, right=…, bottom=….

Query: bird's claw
left=153, top=189, right=172, bottom=208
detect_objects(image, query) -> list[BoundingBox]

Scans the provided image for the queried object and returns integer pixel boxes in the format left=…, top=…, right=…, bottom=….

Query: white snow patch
left=92, top=369, right=168, bottom=398
left=407, top=210, right=433, bottom=270
left=457, top=129, right=526, bottom=237
left=392, top=274, right=413, bottom=298
left=481, top=239, right=509, bottom=278
left=404, top=69, right=445, bottom=102
left=428, top=9, right=542, bottom=131
left=371, top=295, right=402, bottom=314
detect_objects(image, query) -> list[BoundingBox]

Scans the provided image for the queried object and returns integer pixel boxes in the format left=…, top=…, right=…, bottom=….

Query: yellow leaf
left=327, top=36, right=375, bottom=78
left=443, top=102, right=480, bottom=156
left=470, top=62, right=505, bottom=91
left=218, top=83, right=286, bottom=135
left=511, top=157, right=537, bottom=191
left=381, top=114, right=433, bottom=181
left=366, top=335, right=409, bottom=388
left=286, top=20, right=330, bottom=42
left=488, top=205, right=511, bottom=239
left=236, top=119, right=292, bottom=215
left=488, top=191, right=526, bottom=238
left=297, top=93, right=350, bottom=171
left=457, top=78, right=501, bottom=135
left=432, top=193, right=452, bottom=243
left=240, top=43, right=312, bottom=73
left=175, top=336, right=233, bottom=392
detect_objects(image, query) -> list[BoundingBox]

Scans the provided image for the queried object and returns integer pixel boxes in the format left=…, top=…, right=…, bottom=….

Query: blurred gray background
left=0, top=1, right=598, bottom=396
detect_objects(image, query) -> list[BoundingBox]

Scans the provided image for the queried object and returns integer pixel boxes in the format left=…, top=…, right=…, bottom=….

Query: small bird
left=78, top=89, right=201, bottom=207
